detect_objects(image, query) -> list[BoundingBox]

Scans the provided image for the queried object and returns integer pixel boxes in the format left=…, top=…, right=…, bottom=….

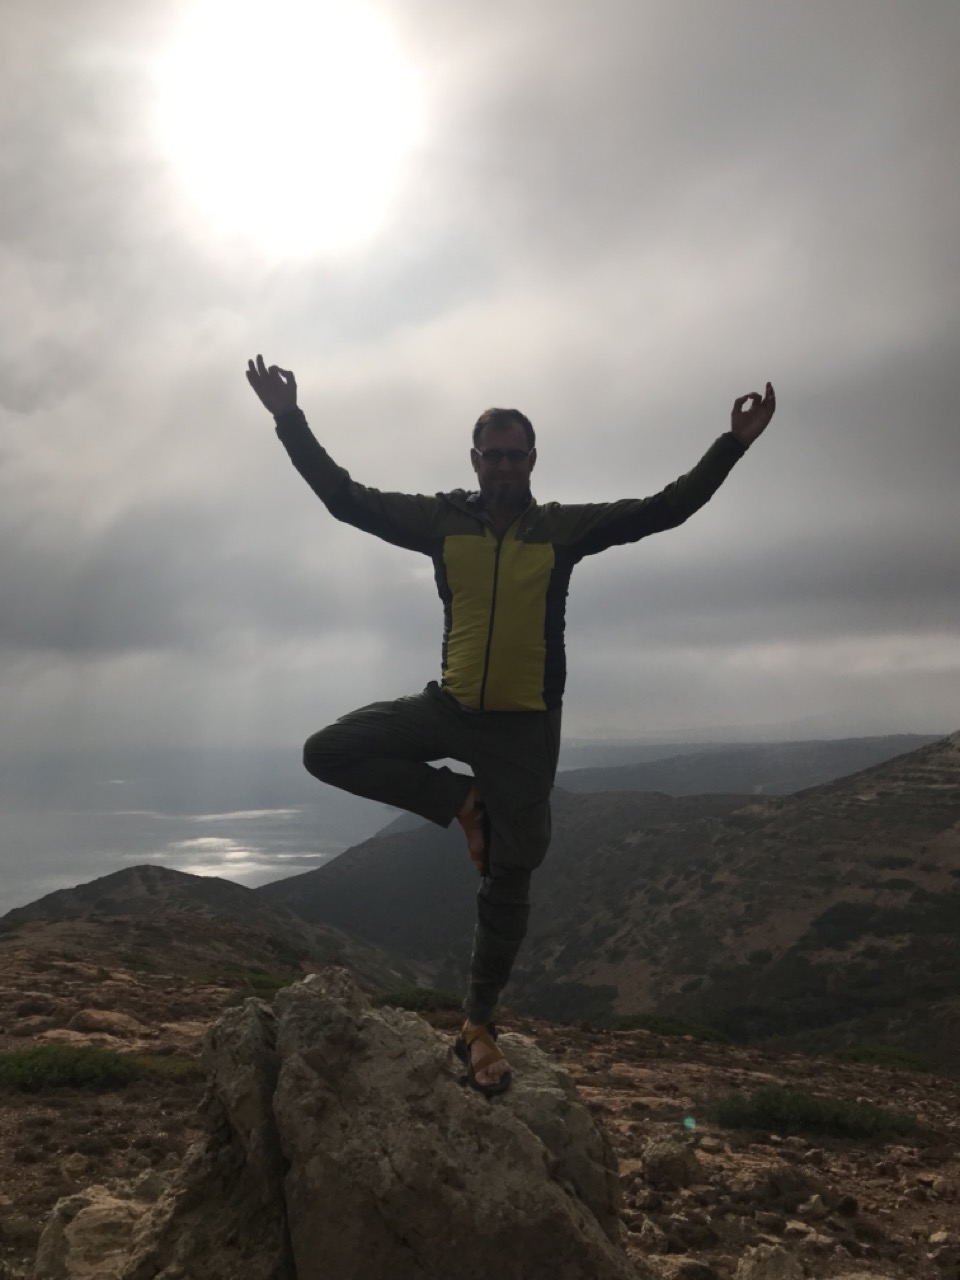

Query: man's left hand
left=730, top=382, right=776, bottom=447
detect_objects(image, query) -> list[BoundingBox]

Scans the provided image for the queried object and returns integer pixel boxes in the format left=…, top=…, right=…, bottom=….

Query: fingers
left=246, top=355, right=268, bottom=383
left=733, top=392, right=760, bottom=414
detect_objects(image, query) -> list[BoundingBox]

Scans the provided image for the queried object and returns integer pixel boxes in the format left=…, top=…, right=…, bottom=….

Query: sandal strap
left=461, top=1021, right=498, bottom=1049
left=470, top=1047, right=504, bottom=1075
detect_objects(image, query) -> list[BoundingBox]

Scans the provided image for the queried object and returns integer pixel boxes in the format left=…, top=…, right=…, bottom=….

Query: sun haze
left=150, top=0, right=425, bottom=258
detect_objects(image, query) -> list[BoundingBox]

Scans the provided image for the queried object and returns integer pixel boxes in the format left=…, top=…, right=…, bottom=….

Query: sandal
left=454, top=1021, right=512, bottom=1098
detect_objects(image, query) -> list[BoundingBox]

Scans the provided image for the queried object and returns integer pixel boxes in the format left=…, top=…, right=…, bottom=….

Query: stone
left=698, top=1137, right=725, bottom=1154
left=637, top=1216, right=668, bottom=1252
left=59, top=1154, right=89, bottom=1180
left=12, top=1014, right=59, bottom=1035
left=34, top=969, right=648, bottom=1280
left=33, top=1188, right=144, bottom=1280
left=760, top=1164, right=824, bottom=1211
left=797, top=1192, right=828, bottom=1220
left=270, top=971, right=641, bottom=1279
left=734, top=1243, right=804, bottom=1279
left=641, top=1138, right=702, bottom=1190
left=67, top=1010, right=145, bottom=1036
left=797, top=1230, right=834, bottom=1251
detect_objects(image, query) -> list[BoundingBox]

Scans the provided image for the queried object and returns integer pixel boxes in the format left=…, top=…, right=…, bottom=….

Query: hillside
left=0, top=864, right=421, bottom=996
left=260, top=733, right=960, bottom=1065
left=557, top=733, right=942, bottom=795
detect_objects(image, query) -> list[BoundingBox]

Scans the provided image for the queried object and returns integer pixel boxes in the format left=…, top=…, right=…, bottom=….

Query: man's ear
left=528, top=447, right=537, bottom=472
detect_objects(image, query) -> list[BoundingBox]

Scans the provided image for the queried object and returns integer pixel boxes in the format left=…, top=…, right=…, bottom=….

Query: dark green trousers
left=303, top=681, right=561, bottom=1023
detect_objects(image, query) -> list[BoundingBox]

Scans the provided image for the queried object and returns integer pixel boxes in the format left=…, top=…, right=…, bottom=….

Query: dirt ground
left=1, top=925, right=959, bottom=1279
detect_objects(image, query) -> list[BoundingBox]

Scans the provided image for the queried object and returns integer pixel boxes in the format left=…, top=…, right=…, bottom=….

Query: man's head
left=470, top=408, right=536, bottom=511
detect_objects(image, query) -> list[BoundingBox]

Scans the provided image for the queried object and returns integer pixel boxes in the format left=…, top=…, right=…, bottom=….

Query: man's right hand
left=246, top=354, right=298, bottom=417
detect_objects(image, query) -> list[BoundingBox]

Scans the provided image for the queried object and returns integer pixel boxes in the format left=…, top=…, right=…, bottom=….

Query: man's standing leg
left=460, top=707, right=561, bottom=1087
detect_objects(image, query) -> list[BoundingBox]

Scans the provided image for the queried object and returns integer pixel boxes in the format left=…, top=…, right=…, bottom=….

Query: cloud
left=0, top=0, right=957, bottom=764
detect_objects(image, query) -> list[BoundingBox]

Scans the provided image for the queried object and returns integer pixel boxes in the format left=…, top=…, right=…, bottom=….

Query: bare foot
left=456, top=785, right=486, bottom=869
left=464, top=1020, right=511, bottom=1090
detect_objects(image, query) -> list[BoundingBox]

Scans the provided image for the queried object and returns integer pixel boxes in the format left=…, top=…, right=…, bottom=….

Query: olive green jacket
left=276, top=409, right=746, bottom=711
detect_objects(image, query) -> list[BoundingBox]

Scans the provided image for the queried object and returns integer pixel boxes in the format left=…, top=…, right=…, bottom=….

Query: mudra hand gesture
left=246, top=354, right=298, bottom=417
left=730, top=382, right=776, bottom=447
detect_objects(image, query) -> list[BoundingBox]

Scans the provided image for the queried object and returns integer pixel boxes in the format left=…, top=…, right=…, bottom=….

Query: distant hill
left=0, top=864, right=421, bottom=995
left=260, top=733, right=960, bottom=1066
left=556, top=734, right=942, bottom=795
left=370, top=735, right=941, bottom=837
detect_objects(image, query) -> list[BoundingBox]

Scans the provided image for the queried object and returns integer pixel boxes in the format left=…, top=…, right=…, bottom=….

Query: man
left=246, top=354, right=776, bottom=1096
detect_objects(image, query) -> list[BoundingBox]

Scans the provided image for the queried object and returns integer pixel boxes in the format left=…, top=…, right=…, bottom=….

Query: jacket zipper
left=477, top=528, right=504, bottom=710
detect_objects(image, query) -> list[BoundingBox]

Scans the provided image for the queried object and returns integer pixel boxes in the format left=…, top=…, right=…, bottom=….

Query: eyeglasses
left=473, top=447, right=532, bottom=465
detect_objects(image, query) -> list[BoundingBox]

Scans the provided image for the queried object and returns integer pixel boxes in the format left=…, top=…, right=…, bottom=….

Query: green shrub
left=0, top=1046, right=137, bottom=1092
left=611, top=1013, right=727, bottom=1043
left=374, top=987, right=463, bottom=1012
left=242, top=972, right=294, bottom=998
left=0, top=1046, right=208, bottom=1093
left=832, top=1044, right=936, bottom=1073
left=705, top=1085, right=920, bottom=1141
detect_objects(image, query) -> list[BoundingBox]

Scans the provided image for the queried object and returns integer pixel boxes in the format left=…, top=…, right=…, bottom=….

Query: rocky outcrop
left=33, top=969, right=646, bottom=1280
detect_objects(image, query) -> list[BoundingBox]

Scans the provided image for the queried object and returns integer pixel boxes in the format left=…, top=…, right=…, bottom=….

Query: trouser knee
left=303, top=725, right=351, bottom=784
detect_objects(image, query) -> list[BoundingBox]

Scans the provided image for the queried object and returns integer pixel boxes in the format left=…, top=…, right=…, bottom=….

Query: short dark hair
left=472, top=408, right=535, bottom=451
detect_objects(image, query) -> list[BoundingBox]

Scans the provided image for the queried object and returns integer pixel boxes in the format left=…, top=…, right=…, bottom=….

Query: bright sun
left=151, top=0, right=424, bottom=257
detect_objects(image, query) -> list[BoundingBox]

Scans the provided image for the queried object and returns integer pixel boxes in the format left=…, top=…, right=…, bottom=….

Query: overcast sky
left=3, top=0, right=959, bottom=780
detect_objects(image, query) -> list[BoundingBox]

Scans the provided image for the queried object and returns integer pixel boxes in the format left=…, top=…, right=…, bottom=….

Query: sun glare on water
left=151, top=0, right=424, bottom=258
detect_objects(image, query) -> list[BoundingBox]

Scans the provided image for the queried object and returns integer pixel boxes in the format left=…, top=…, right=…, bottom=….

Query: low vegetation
left=705, top=1084, right=920, bottom=1141
left=0, top=1046, right=204, bottom=1092
left=198, top=965, right=298, bottom=1001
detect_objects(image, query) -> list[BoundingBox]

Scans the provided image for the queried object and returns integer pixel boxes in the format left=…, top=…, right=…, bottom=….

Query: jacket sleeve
left=275, top=408, right=444, bottom=554
left=549, top=433, right=747, bottom=558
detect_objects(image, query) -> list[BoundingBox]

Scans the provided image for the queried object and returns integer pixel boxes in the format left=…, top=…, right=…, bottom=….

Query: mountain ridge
left=260, top=731, right=960, bottom=1064
left=0, top=862, right=422, bottom=996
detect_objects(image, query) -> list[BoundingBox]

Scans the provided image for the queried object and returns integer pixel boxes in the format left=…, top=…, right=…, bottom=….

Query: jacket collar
left=444, top=488, right=535, bottom=520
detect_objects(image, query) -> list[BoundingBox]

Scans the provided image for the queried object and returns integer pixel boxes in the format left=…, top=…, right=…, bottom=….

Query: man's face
left=470, top=421, right=536, bottom=509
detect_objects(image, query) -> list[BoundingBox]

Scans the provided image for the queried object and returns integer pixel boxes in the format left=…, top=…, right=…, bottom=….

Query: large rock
left=35, top=969, right=647, bottom=1280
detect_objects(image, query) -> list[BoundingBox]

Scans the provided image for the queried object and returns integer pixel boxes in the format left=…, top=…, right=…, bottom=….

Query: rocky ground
left=1, top=924, right=958, bottom=1279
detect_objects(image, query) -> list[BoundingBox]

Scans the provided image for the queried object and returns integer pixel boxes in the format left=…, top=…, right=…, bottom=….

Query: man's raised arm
left=246, top=354, right=442, bottom=554
left=546, top=380, right=777, bottom=557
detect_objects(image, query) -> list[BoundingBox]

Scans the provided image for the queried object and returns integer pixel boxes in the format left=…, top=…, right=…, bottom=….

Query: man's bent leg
left=303, top=685, right=472, bottom=827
